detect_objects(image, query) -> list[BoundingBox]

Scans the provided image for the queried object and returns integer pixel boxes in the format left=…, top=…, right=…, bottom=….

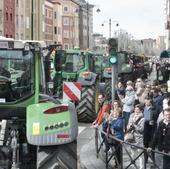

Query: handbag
left=125, top=132, right=135, bottom=143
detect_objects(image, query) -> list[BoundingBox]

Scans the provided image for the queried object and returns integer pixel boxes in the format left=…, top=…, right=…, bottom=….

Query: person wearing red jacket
left=92, top=94, right=111, bottom=127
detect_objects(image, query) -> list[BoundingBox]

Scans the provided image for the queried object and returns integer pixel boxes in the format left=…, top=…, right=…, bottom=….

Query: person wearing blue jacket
left=109, top=107, right=124, bottom=167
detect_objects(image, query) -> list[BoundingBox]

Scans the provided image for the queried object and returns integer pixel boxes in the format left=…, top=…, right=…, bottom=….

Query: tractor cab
left=0, top=40, right=35, bottom=103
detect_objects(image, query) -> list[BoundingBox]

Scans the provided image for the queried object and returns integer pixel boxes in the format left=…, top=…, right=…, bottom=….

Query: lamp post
left=109, top=19, right=119, bottom=38
left=102, top=19, right=119, bottom=38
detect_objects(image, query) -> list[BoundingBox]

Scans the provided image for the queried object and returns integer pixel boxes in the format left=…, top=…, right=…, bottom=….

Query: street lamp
left=102, top=19, right=119, bottom=38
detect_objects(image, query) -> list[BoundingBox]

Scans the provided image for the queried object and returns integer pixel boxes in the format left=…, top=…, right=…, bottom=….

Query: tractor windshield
left=0, top=50, right=34, bottom=103
left=62, top=53, right=85, bottom=72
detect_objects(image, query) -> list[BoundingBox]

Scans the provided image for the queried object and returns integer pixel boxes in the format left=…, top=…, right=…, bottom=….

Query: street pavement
left=78, top=123, right=107, bottom=169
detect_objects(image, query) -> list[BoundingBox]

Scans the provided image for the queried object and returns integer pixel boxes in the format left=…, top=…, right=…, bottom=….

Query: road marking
left=78, top=126, right=86, bottom=134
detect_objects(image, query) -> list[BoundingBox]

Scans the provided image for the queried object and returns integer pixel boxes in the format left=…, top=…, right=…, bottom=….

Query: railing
left=95, top=127, right=170, bottom=169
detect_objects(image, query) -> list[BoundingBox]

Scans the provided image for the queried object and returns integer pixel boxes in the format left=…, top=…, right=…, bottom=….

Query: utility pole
left=87, top=1, right=89, bottom=49
left=31, top=0, right=33, bottom=40
left=108, top=38, right=118, bottom=103
left=109, top=18, right=111, bottom=38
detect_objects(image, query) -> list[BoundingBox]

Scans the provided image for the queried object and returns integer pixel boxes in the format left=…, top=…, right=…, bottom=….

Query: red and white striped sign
left=63, top=82, right=82, bottom=101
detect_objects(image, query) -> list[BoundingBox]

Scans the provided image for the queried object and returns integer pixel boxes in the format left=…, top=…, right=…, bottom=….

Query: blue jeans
left=123, top=111, right=131, bottom=130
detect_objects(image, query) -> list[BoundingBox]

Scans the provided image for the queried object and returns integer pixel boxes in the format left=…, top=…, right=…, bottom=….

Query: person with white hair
left=120, top=85, right=136, bottom=130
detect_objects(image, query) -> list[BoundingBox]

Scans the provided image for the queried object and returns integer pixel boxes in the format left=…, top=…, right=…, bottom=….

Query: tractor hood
left=62, top=72, right=78, bottom=81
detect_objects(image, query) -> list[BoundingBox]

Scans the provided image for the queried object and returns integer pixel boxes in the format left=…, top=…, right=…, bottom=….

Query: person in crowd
left=139, top=84, right=151, bottom=104
left=135, top=78, right=145, bottom=90
left=92, top=94, right=111, bottom=127
left=150, top=108, right=170, bottom=169
left=126, top=80, right=133, bottom=88
left=160, top=84, right=170, bottom=101
left=120, top=85, right=136, bottom=130
left=151, top=88, right=163, bottom=110
left=126, top=104, right=145, bottom=169
left=135, top=78, right=145, bottom=105
left=116, top=81, right=125, bottom=101
left=157, top=94, right=170, bottom=125
left=101, top=112, right=110, bottom=152
left=109, top=107, right=124, bottom=167
left=110, top=100, right=122, bottom=118
left=152, top=79, right=160, bottom=87
left=143, top=96, right=160, bottom=164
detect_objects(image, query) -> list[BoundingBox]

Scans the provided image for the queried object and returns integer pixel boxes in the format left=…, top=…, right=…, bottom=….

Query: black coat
left=143, top=105, right=161, bottom=147
left=152, top=120, right=170, bottom=153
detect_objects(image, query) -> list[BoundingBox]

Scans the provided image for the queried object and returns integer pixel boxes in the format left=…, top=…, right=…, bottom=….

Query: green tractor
left=92, top=51, right=113, bottom=100
left=53, top=49, right=99, bottom=122
left=0, top=37, right=78, bottom=169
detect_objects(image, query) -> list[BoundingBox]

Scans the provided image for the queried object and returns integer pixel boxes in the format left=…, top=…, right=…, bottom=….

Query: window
left=21, top=15, right=24, bottom=27
left=54, top=12, right=57, bottom=19
left=0, top=10, right=2, bottom=24
left=6, top=12, right=8, bottom=21
left=10, top=13, right=12, bottom=22
left=0, top=50, right=34, bottom=102
left=64, top=6, right=68, bottom=12
left=16, top=0, right=18, bottom=6
left=64, top=44, right=69, bottom=49
left=26, top=17, right=29, bottom=29
left=63, top=30, right=69, bottom=38
left=63, top=17, right=69, bottom=26
left=54, top=27, right=57, bottom=34
left=16, top=15, right=18, bottom=25
left=58, top=27, right=60, bottom=35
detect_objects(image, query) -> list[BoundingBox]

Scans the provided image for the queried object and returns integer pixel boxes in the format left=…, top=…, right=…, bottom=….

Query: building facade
left=78, top=0, right=93, bottom=50
left=45, top=1, right=53, bottom=45
left=15, top=0, right=26, bottom=40
left=50, top=0, right=63, bottom=44
left=165, top=0, right=170, bottom=49
left=0, top=0, right=94, bottom=49
left=62, top=0, right=79, bottom=49
left=0, top=0, right=4, bottom=36
left=156, top=36, right=166, bottom=51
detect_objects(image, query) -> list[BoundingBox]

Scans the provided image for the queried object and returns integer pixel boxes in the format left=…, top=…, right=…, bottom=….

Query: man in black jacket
left=151, top=108, right=170, bottom=169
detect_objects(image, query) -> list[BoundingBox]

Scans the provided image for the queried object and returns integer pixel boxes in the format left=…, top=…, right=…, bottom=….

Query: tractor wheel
left=77, top=85, right=98, bottom=123
left=104, top=79, right=112, bottom=101
left=37, top=141, right=77, bottom=169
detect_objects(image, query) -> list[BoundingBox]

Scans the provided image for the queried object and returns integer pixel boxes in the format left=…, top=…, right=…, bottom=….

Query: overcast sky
left=89, top=0, right=166, bottom=39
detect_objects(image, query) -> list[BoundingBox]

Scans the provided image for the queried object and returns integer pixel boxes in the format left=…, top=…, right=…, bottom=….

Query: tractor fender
left=77, top=72, right=97, bottom=86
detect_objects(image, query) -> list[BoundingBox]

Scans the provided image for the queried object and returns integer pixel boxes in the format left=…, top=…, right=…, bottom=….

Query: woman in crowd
left=126, top=104, right=145, bottom=169
left=109, top=106, right=124, bottom=167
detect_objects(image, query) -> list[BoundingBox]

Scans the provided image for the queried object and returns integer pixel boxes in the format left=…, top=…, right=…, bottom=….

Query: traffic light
left=108, top=38, right=118, bottom=55
left=109, top=54, right=117, bottom=64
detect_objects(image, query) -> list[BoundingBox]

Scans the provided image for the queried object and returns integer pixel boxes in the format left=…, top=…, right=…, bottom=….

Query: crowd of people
left=92, top=78, right=170, bottom=169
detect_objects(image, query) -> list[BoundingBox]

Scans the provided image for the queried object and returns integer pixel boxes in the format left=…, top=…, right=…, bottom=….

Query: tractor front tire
left=77, top=85, right=98, bottom=123
left=37, top=141, right=77, bottom=169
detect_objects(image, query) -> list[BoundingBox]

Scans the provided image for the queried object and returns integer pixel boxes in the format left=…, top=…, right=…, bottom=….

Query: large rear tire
left=37, top=141, right=77, bottom=169
left=104, top=79, right=112, bottom=101
left=77, top=85, right=98, bottom=123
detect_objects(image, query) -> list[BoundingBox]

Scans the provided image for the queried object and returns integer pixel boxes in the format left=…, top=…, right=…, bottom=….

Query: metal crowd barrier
left=95, top=127, right=170, bottom=169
